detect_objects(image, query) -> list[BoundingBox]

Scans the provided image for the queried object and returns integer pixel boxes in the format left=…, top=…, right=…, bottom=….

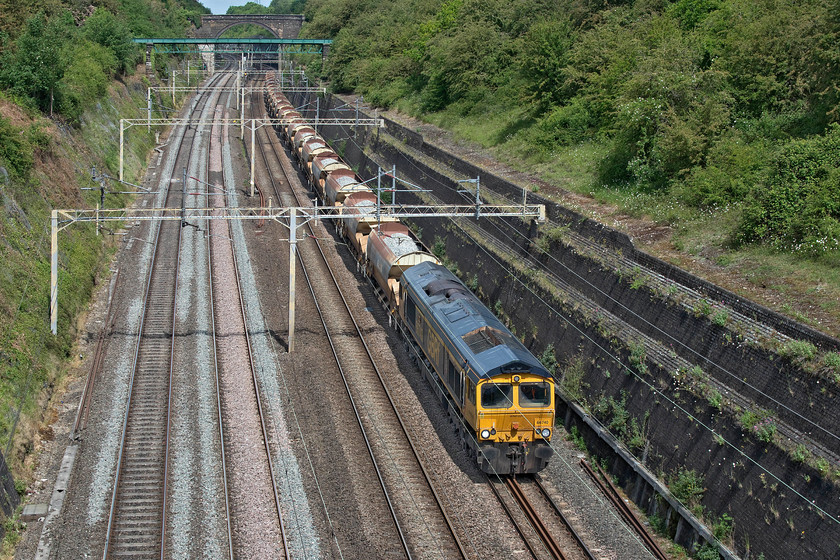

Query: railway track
left=207, top=98, right=288, bottom=557
left=487, top=474, right=598, bottom=560
left=580, top=460, right=668, bottom=560
left=250, top=77, right=467, bottom=559
left=102, top=71, right=233, bottom=559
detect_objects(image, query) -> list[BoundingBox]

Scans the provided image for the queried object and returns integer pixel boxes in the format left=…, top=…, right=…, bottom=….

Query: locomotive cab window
left=518, top=382, right=551, bottom=407
left=406, top=294, right=417, bottom=327
left=481, top=383, right=513, bottom=408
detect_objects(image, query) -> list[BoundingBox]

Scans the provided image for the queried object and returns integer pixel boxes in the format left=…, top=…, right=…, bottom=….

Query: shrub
left=711, top=308, right=729, bottom=326
left=538, top=343, right=557, bottom=375
left=713, top=512, right=734, bottom=541
left=628, top=340, right=647, bottom=375
left=740, top=409, right=777, bottom=443
left=0, top=116, right=34, bottom=177
left=737, top=124, right=840, bottom=258
left=560, top=355, right=587, bottom=402
left=81, top=8, right=137, bottom=74
left=779, top=339, right=817, bottom=362
left=669, top=467, right=706, bottom=510
left=707, top=389, right=723, bottom=410
left=821, top=352, right=840, bottom=373
left=792, top=444, right=809, bottom=463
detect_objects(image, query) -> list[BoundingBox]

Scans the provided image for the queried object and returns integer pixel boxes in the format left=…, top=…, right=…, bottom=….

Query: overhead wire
left=318, top=91, right=840, bottom=527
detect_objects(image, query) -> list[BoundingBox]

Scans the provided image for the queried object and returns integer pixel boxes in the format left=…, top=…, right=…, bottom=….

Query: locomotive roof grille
left=462, top=326, right=505, bottom=354
left=403, top=262, right=552, bottom=381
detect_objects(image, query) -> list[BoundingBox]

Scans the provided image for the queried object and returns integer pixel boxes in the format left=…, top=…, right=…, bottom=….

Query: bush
left=737, top=124, right=840, bottom=257
left=0, top=116, right=34, bottom=177
left=669, top=467, right=706, bottom=510
left=779, top=339, right=817, bottom=362
left=60, top=40, right=117, bottom=120
left=81, top=8, right=137, bottom=74
left=0, top=11, right=68, bottom=114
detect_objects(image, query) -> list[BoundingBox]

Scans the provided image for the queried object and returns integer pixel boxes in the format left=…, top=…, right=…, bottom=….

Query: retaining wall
left=287, top=89, right=840, bottom=559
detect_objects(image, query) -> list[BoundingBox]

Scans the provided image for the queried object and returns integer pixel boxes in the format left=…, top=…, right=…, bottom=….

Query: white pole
left=147, top=88, right=151, bottom=131
left=240, top=82, right=245, bottom=140
left=250, top=120, right=256, bottom=197
left=171, top=69, right=175, bottom=106
left=288, top=208, right=297, bottom=352
left=50, top=210, right=58, bottom=335
left=119, top=119, right=124, bottom=182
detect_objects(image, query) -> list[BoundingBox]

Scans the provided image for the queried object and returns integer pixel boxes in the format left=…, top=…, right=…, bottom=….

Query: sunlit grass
left=392, top=95, right=840, bottom=336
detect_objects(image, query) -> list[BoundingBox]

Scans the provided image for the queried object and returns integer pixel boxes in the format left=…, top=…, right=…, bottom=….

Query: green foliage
left=60, top=41, right=118, bottom=120
left=711, top=308, right=729, bottom=326
left=0, top=116, right=34, bottom=177
left=668, top=467, right=706, bottom=510
left=0, top=11, right=67, bottom=114
left=301, top=0, right=840, bottom=266
left=538, top=343, right=557, bottom=374
left=713, top=512, right=733, bottom=541
left=81, top=8, right=137, bottom=74
left=567, top=425, right=587, bottom=452
left=559, top=354, right=587, bottom=402
left=823, top=352, right=840, bottom=374
left=815, top=456, right=830, bottom=475
left=738, top=124, right=840, bottom=257
left=593, top=392, right=647, bottom=450
left=779, top=339, right=817, bottom=362
left=0, top=0, right=200, bottom=121
left=521, top=18, right=576, bottom=108
left=792, top=444, right=809, bottom=463
left=628, top=340, right=647, bottom=375
left=432, top=237, right=446, bottom=260
left=740, top=408, right=777, bottom=443
left=668, top=0, right=722, bottom=30
left=695, top=542, right=721, bottom=560
left=269, top=0, right=307, bottom=13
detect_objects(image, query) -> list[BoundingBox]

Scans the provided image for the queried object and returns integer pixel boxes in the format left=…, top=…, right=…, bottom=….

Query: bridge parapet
left=195, top=14, right=304, bottom=39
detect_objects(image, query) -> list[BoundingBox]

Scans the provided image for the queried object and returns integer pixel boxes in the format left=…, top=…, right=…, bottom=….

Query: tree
left=81, top=8, right=137, bottom=75
left=0, top=11, right=68, bottom=114
left=521, top=19, right=576, bottom=108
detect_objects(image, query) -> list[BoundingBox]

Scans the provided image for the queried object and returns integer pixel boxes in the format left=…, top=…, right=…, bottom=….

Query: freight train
left=264, top=74, right=555, bottom=474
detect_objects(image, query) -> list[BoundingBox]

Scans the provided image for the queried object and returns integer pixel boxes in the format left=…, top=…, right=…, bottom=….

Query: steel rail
left=252, top=75, right=413, bottom=557
left=486, top=474, right=544, bottom=560
left=581, top=460, right=669, bottom=560
left=102, top=70, right=227, bottom=559
left=252, top=80, right=415, bottom=559
left=533, top=475, right=597, bottom=560
left=72, top=269, right=119, bottom=435
left=204, top=103, right=236, bottom=560
left=505, top=476, right=567, bottom=560
left=219, top=107, right=290, bottom=558
left=102, top=136, right=183, bottom=560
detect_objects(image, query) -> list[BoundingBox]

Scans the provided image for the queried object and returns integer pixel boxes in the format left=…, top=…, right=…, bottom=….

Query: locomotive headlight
left=540, top=428, right=551, bottom=438
left=480, top=429, right=491, bottom=439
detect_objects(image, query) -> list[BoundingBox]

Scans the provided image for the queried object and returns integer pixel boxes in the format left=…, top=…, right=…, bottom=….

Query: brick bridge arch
left=195, top=14, right=304, bottom=39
